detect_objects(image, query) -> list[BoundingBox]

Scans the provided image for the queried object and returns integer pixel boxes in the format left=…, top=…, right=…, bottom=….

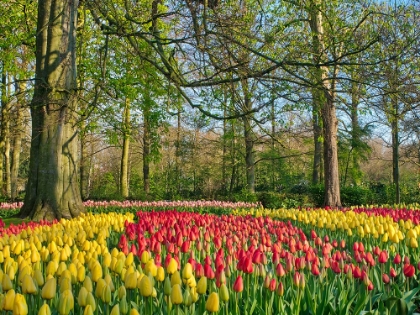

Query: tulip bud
left=13, top=293, right=28, bottom=315
left=382, top=273, right=390, bottom=284
left=233, top=275, right=243, bottom=293
left=141, top=251, right=150, bottom=264
left=38, top=303, right=52, bottom=315
left=183, top=287, right=193, bottom=306
left=171, top=271, right=182, bottom=287
left=85, top=292, right=96, bottom=312
left=197, top=276, right=207, bottom=295
left=164, top=277, right=172, bottom=296
left=41, top=278, right=57, bottom=300
left=205, top=292, right=220, bottom=313
left=77, top=265, right=86, bottom=283
left=83, top=276, right=93, bottom=292
left=139, top=276, right=153, bottom=297
left=182, top=263, right=193, bottom=279
left=22, top=274, right=37, bottom=295
left=110, top=304, right=120, bottom=315
left=124, top=272, right=137, bottom=290
left=219, top=283, right=229, bottom=302
left=155, top=266, right=165, bottom=282
left=34, top=269, right=45, bottom=287
left=171, top=284, right=183, bottom=305
left=118, top=286, right=127, bottom=299
left=78, top=286, right=88, bottom=307
left=2, top=274, right=13, bottom=291
left=83, top=305, right=94, bottom=315
left=120, top=295, right=129, bottom=315
left=3, top=289, right=15, bottom=311
left=58, top=289, right=74, bottom=315
left=167, top=258, right=178, bottom=275
left=91, top=262, right=103, bottom=282
left=129, top=309, right=140, bottom=315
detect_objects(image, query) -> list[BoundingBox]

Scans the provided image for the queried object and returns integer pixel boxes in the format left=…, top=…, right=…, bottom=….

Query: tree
left=19, top=0, right=85, bottom=219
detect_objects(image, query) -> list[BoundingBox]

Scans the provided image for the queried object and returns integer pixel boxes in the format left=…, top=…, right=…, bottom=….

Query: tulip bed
left=0, top=204, right=419, bottom=314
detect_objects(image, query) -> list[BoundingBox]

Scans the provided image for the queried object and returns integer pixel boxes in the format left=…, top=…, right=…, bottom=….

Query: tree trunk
left=143, top=104, right=151, bottom=196
left=350, top=81, right=362, bottom=185
left=11, top=81, right=25, bottom=200
left=0, top=70, right=6, bottom=196
left=391, top=118, right=400, bottom=204
left=322, top=91, right=341, bottom=207
left=309, top=0, right=341, bottom=207
left=312, top=97, right=322, bottom=185
left=20, top=0, right=84, bottom=220
left=120, top=98, right=130, bottom=198
left=241, top=79, right=255, bottom=194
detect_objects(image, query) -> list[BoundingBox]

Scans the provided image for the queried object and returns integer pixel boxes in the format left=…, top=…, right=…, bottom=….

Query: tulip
left=167, top=258, right=178, bottom=275
left=171, top=284, right=183, bottom=305
left=124, top=272, right=137, bottom=289
left=182, top=263, right=193, bottom=279
left=58, top=289, right=74, bottom=315
left=22, top=274, right=37, bottom=294
left=2, top=274, right=13, bottom=291
left=205, top=292, right=220, bottom=313
left=120, top=295, right=129, bottom=315
left=139, top=275, right=153, bottom=297
left=4, top=289, right=15, bottom=311
left=85, top=292, right=96, bottom=312
left=403, top=264, right=415, bottom=278
left=13, top=293, right=28, bottom=315
left=277, top=281, right=284, bottom=296
left=155, top=266, right=165, bottom=282
left=378, top=251, right=388, bottom=264
left=382, top=273, right=390, bottom=284
left=110, top=305, right=120, bottom=315
left=38, top=303, right=52, bottom=315
left=164, top=277, right=172, bottom=296
left=129, top=309, right=140, bottom=315
left=233, top=275, right=243, bottom=293
left=393, top=254, right=402, bottom=264
left=41, top=278, right=57, bottom=300
left=83, top=276, right=93, bottom=292
left=171, top=271, right=182, bottom=287
left=83, top=305, right=94, bottom=315
left=390, top=267, right=397, bottom=278
left=219, top=283, right=229, bottom=302
left=269, top=278, right=277, bottom=292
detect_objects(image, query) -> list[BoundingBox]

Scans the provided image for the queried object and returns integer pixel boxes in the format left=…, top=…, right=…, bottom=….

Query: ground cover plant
left=0, top=202, right=419, bottom=314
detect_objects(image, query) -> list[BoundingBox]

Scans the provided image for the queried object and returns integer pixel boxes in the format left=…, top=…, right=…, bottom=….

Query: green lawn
left=3, top=217, right=28, bottom=227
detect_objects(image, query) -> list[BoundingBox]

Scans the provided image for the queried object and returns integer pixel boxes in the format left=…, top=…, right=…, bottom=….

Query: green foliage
left=231, top=189, right=259, bottom=203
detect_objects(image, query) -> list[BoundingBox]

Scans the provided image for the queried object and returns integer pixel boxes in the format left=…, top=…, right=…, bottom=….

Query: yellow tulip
left=58, top=289, right=74, bottom=315
left=118, top=286, right=127, bottom=299
left=101, top=284, right=112, bottom=304
left=85, top=292, right=96, bottom=312
left=164, top=277, right=172, bottom=296
left=182, top=263, right=193, bottom=279
left=91, top=262, right=103, bottom=282
left=155, top=266, right=165, bottom=282
left=171, top=284, right=183, bottom=305
left=104, top=274, right=115, bottom=292
left=2, top=274, right=13, bottom=291
left=167, top=258, right=178, bottom=275
left=219, top=283, right=229, bottom=302
left=78, top=286, right=88, bottom=307
left=38, top=303, right=52, bottom=315
left=197, top=276, right=207, bottom=294
left=205, top=292, right=220, bottom=313
left=3, top=289, right=15, bottom=311
left=129, top=309, right=140, bottom=315
left=83, top=305, right=94, bottom=315
left=126, top=252, right=134, bottom=266
left=33, top=269, right=45, bottom=286
left=13, top=293, right=28, bottom=315
left=59, top=277, right=72, bottom=293
left=139, top=275, right=153, bottom=297
left=125, top=272, right=137, bottom=290
left=409, top=237, right=418, bottom=249
left=22, top=274, right=38, bottom=295
left=83, top=276, right=93, bottom=292
left=77, top=265, right=86, bottom=283
left=120, top=295, right=129, bottom=314
left=41, top=278, right=57, bottom=300
left=171, top=271, right=182, bottom=287
left=140, top=251, right=150, bottom=264
left=183, top=287, right=193, bottom=306
left=110, top=304, right=120, bottom=315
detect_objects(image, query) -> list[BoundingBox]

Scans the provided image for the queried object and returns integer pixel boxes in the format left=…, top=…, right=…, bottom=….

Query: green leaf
left=249, top=299, right=258, bottom=315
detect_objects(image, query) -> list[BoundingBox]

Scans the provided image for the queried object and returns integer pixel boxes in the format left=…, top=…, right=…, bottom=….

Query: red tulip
left=390, top=267, right=397, bottom=278
left=382, top=273, right=390, bottom=284
left=252, top=250, right=263, bottom=264
left=275, top=263, right=286, bottom=277
left=403, top=264, right=415, bottom=278
left=277, top=281, right=284, bottom=296
left=181, top=241, right=190, bottom=253
left=311, top=263, right=320, bottom=276
left=233, top=275, right=243, bottom=293
left=373, top=246, right=381, bottom=256
left=293, top=272, right=301, bottom=287
left=269, top=279, right=277, bottom=292
left=378, top=251, right=388, bottom=264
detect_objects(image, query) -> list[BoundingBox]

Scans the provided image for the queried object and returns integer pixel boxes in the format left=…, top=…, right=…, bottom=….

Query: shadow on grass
left=3, top=217, right=29, bottom=227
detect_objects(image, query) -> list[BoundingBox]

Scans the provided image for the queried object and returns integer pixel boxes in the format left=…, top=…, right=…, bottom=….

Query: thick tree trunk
left=0, top=70, right=6, bottom=196
left=309, top=0, right=341, bottom=207
left=350, top=81, right=362, bottom=185
left=20, top=0, right=84, bottom=220
left=322, top=92, right=341, bottom=207
left=120, top=98, right=130, bottom=198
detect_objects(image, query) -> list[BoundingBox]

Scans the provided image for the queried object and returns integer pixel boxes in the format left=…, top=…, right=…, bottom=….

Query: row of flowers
left=1, top=207, right=420, bottom=314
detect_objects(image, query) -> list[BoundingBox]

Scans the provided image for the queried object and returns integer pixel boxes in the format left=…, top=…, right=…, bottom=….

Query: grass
left=3, top=217, right=29, bottom=227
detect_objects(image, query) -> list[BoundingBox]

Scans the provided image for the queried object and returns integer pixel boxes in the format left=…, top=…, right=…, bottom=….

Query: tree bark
left=391, top=115, right=400, bottom=204
left=143, top=103, right=151, bottom=196
left=120, top=98, right=130, bottom=198
left=11, top=81, right=26, bottom=200
left=20, top=0, right=85, bottom=220
left=0, top=70, right=6, bottom=196
left=312, top=96, right=323, bottom=185
left=241, top=79, right=255, bottom=194
left=309, top=0, right=341, bottom=207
